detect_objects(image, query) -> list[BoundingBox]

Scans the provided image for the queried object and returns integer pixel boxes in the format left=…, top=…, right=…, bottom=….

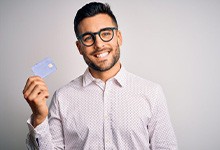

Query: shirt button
left=106, top=139, right=109, bottom=143
left=104, top=114, right=108, bottom=120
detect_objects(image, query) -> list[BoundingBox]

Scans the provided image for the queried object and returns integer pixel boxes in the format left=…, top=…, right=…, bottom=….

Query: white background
left=0, top=0, right=220, bottom=149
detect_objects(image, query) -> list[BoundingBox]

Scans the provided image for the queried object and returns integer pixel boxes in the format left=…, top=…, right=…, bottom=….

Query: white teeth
left=96, top=52, right=108, bottom=58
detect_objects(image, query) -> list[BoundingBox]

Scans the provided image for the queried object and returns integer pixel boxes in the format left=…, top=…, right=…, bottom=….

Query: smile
left=95, top=52, right=109, bottom=58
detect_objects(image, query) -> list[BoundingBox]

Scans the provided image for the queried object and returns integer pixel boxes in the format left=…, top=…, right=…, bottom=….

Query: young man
left=23, top=2, right=178, bottom=149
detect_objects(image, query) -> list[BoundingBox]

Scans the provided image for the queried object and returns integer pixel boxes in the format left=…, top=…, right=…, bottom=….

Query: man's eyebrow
left=82, top=27, right=115, bottom=34
left=79, top=30, right=93, bottom=35
left=80, top=29, right=100, bottom=36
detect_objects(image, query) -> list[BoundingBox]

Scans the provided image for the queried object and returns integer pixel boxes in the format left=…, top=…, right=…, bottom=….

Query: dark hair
left=74, top=2, right=118, bottom=37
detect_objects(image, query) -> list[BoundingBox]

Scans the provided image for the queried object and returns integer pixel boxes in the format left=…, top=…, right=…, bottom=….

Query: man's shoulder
left=126, top=71, right=160, bottom=88
left=56, top=75, right=84, bottom=94
left=125, top=71, right=163, bottom=100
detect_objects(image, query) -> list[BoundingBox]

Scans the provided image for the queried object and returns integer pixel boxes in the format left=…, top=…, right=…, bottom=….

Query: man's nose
left=94, top=34, right=104, bottom=48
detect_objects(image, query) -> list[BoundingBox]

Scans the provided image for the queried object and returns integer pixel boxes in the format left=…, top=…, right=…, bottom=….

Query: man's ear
left=76, top=41, right=83, bottom=55
left=116, top=30, right=122, bottom=46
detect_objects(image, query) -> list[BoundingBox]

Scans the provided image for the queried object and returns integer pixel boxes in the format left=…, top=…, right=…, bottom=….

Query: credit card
left=31, top=57, right=57, bottom=78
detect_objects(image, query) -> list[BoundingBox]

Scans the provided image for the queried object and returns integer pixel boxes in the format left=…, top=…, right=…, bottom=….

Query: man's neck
left=89, top=61, right=121, bottom=83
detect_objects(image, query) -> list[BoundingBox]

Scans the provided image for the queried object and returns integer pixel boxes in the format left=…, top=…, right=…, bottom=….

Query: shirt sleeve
left=26, top=91, right=65, bottom=150
left=148, top=85, right=178, bottom=150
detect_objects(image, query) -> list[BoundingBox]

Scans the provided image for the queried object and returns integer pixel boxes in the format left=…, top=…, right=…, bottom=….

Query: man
left=23, top=2, right=178, bottom=150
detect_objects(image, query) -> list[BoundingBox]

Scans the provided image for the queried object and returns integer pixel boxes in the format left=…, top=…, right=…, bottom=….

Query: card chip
left=32, top=57, right=57, bottom=78
left=48, top=63, right=53, bottom=68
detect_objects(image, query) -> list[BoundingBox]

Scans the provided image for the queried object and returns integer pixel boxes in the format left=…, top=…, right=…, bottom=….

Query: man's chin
left=89, top=64, right=113, bottom=72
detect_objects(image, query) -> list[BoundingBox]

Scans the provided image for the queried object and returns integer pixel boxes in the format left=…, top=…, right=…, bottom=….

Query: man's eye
left=101, top=31, right=111, bottom=37
left=83, top=35, right=93, bottom=42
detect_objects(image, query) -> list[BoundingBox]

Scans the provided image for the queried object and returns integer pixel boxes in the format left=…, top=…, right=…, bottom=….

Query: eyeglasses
left=77, top=27, right=118, bottom=47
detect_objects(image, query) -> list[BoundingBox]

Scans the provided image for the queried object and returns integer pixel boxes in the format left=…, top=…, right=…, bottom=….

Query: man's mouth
left=95, top=52, right=109, bottom=58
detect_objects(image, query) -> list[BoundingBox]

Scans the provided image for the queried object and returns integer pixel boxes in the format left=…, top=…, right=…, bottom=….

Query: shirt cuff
left=27, top=115, right=49, bottom=137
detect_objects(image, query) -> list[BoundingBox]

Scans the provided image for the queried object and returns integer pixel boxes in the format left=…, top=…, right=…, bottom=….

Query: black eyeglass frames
left=77, top=27, right=118, bottom=47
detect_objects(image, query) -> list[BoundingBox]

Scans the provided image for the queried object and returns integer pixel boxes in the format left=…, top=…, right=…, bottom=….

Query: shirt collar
left=82, top=68, right=95, bottom=87
left=113, top=66, right=127, bottom=87
left=82, top=66, right=127, bottom=87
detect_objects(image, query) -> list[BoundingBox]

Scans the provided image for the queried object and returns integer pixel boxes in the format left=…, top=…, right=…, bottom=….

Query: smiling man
left=23, top=2, right=178, bottom=150
left=76, top=13, right=121, bottom=81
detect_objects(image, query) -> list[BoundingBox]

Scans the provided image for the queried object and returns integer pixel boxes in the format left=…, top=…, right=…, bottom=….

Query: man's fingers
left=31, top=90, right=49, bottom=106
left=23, top=76, right=44, bottom=93
left=25, top=84, right=49, bottom=102
left=23, top=76, right=48, bottom=99
left=23, top=82, right=47, bottom=99
left=36, top=90, right=49, bottom=102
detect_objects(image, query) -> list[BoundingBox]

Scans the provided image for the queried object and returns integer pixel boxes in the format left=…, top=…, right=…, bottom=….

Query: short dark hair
left=74, top=2, right=118, bottom=37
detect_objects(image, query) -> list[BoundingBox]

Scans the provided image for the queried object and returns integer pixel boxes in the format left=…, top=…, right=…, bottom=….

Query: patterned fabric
left=26, top=67, right=178, bottom=150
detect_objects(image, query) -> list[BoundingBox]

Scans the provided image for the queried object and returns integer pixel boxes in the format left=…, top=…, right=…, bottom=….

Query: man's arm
left=23, top=76, right=64, bottom=149
left=148, top=85, right=178, bottom=150
left=23, top=76, right=49, bottom=127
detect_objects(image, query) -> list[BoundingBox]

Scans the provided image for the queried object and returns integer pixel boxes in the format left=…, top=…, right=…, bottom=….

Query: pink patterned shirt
left=26, top=67, right=178, bottom=150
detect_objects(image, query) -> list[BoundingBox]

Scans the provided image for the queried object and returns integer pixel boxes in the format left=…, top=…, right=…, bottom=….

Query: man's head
left=74, top=2, right=122, bottom=73
left=74, top=2, right=118, bottom=37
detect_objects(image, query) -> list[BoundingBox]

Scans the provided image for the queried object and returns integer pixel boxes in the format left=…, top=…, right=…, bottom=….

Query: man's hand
left=23, top=76, right=49, bottom=128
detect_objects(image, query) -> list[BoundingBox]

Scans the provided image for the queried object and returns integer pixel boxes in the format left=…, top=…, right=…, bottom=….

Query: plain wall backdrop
left=0, top=0, right=220, bottom=149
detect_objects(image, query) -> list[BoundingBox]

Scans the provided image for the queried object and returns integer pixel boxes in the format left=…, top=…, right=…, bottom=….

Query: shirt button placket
left=103, top=82, right=112, bottom=149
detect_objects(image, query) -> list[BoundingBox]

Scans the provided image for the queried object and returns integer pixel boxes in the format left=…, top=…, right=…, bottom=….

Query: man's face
left=76, top=14, right=122, bottom=72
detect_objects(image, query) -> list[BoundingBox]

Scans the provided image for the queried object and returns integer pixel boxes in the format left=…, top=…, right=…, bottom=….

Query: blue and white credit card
left=31, top=57, right=57, bottom=78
